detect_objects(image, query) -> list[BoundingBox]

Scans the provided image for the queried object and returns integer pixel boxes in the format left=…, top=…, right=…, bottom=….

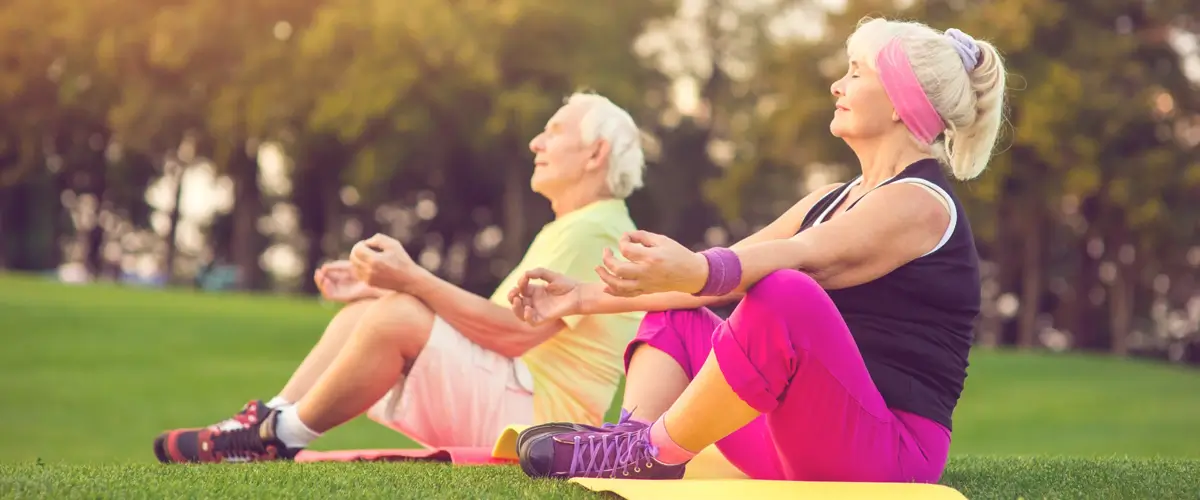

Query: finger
left=617, top=239, right=652, bottom=262
left=349, top=242, right=367, bottom=261
left=523, top=304, right=538, bottom=325
left=350, top=258, right=371, bottom=279
left=365, top=233, right=401, bottom=251
left=595, top=265, right=638, bottom=295
left=326, top=260, right=353, bottom=271
left=511, top=295, right=525, bottom=319
left=524, top=267, right=560, bottom=283
left=602, top=248, right=640, bottom=280
left=622, top=230, right=662, bottom=247
left=325, top=266, right=351, bottom=283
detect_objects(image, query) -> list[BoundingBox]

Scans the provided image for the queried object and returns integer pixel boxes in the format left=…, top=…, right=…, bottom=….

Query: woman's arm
left=726, top=183, right=843, bottom=250
left=574, top=183, right=844, bottom=315
left=731, top=182, right=951, bottom=290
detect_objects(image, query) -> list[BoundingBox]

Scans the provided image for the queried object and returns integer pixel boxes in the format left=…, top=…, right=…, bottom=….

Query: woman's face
left=829, top=58, right=899, bottom=140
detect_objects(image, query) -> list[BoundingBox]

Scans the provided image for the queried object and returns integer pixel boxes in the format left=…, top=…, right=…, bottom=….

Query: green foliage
left=0, top=0, right=1195, bottom=352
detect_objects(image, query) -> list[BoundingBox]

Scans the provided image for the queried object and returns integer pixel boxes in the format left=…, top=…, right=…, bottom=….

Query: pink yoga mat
left=294, top=447, right=515, bottom=465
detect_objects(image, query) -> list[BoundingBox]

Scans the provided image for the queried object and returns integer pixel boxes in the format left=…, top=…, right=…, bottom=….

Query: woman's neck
left=850, top=132, right=932, bottom=189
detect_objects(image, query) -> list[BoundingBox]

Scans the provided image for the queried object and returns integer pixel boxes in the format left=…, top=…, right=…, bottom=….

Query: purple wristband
left=694, top=247, right=742, bottom=297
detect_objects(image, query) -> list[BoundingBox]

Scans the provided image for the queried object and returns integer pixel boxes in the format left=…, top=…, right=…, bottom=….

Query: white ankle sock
left=265, top=396, right=292, bottom=409
left=275, top=406, right=321, bottom=449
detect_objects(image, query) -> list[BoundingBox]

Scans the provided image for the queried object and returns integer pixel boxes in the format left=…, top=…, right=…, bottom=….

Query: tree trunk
left=294, top=136, right=347, bottom=295
left=1109, top=264, right=1134, bottom=356
left=501, top=153, right=527, bottom=270
left=81, top=132, right=112, bottom=279
left=1016, top=200, right=1045, bottom=349
left=1068, top=192, right=1102, bottom=350
left=161, top=160, right=186, bottom=285
left=230, top=141, right=265, bottom=291
left=1108, top=228, right=1135, bottom=356
left=5, top=149, right=60, bottom=271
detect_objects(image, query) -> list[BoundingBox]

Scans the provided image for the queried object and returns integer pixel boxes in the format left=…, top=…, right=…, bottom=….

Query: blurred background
left=4, top=0, right=1197, bottom=362
left=1, top=0, right=1199, bottom=467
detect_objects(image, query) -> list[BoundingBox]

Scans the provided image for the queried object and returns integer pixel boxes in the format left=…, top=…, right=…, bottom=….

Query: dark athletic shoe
left=517, top=412, right=684, bottom=480
left=154, top=409, right=299, bottom=463
left=208, top=400, right=271, bottom=431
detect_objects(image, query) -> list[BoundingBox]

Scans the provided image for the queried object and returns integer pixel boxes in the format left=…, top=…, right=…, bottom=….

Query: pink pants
left=624, top=270, right=951, bottom=482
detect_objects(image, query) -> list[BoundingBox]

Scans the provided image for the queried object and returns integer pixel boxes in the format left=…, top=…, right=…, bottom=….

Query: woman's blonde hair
left=847, top=18, right=1008, bottom=180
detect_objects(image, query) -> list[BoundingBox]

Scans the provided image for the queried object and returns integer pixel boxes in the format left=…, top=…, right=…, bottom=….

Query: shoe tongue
left=216, top=420, right=247, bottom=432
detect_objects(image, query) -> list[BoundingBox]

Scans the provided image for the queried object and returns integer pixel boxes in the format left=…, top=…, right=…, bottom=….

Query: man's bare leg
left=153, top=292, right=437, bottom=461
left=274, top=292, right=435, bottom=445
left=274, top=299, right=376, bottom=405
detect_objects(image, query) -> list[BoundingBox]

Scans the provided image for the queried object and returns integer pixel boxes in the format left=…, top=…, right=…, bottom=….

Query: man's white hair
left=566, top=92, right=646, bottom=199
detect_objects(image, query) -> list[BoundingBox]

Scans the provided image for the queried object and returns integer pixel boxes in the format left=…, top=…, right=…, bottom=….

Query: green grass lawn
left=1, top=272, right=1198, bottom=498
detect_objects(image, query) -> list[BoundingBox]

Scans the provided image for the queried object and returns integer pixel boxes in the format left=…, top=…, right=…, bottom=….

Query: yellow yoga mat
left=492, top=425, right=966, bottom=499
left=569, top=479, right=967, bottom=500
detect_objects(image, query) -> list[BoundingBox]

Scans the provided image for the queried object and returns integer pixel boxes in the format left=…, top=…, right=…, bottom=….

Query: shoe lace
left=568, top=427, right=658, bottom=478
left=212, top=427, right=269, bottom=461
left=214, top=402, right=260, bottom=431
left=600, top=409, right=634, bottom=430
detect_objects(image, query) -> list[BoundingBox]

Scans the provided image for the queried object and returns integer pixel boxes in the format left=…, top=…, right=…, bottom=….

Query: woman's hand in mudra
left=597, top=230, right=709, bottom=297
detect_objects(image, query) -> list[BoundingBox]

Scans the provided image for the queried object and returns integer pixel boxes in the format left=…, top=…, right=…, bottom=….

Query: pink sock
left=648, top=414, right=697, bottom=465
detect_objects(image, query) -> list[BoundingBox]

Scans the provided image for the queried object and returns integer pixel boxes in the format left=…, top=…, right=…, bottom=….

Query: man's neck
left=549, top=188, right=612, bottom=219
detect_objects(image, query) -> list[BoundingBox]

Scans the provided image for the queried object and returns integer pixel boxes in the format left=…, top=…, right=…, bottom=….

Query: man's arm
left=577, top=285, right=739, bottom=315
left=405, top=268, right=565, bottom=359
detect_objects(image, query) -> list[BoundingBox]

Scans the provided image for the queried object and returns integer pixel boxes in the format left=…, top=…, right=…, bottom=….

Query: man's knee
left=356, top=292, right=436, bottom=356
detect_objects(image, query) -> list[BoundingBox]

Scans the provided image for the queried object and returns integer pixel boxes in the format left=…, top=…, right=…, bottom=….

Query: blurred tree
left=276, top=0, right=674, bottom=295
left=717, top=0, right=1200, bottom=356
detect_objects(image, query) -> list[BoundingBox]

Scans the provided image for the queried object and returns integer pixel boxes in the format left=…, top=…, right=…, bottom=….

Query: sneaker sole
left=516, top=424, right=589, bottom=479
left=153, top=434, right=170, bottom=463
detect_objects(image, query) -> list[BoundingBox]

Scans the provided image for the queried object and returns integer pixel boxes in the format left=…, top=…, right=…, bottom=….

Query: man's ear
left=587, top=139, right=611, bottom=171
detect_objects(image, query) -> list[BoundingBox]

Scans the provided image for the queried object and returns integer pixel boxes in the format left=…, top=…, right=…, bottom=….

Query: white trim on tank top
left=809, top=175, right=956, bottom=257
left=889, top=177, right=957, bottom=257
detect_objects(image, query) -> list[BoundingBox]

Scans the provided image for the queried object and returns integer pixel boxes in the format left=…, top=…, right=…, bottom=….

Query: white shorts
left=366, top=316, right=536, bottom=448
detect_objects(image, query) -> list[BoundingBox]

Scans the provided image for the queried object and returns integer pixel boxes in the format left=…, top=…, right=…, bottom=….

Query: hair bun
left=944, top=28, right=982, bottom=71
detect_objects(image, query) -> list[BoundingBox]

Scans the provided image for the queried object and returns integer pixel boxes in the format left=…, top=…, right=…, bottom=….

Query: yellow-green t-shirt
left=488, top=199, right=644, bottom=426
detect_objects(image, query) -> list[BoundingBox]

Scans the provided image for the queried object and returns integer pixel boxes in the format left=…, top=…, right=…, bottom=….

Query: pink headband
left=876, top=38, right=944, bottom=144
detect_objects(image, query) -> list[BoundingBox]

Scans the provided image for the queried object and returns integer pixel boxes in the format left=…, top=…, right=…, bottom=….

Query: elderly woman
left=506, top=17, right=1007, bottom=483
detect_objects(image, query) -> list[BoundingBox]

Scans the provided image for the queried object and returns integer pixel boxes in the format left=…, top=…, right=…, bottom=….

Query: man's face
left=527, top=101, right=598, bottom=197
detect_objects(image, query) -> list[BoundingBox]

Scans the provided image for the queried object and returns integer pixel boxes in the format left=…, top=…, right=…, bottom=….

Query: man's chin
left=529, top=178, right=554, bottom=196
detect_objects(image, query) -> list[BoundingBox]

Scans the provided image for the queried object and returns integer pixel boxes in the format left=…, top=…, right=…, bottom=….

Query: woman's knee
left=636, top=308, right=719, bottom=346
left=742, top=270, right=823, bottom=309
left=626, top=307, right=720, bottom=377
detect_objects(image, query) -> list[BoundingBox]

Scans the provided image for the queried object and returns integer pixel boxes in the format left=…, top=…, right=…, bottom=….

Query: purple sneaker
left=518, top=420, right=686, bottom=480
left=516, top=409, right=647, bottom=456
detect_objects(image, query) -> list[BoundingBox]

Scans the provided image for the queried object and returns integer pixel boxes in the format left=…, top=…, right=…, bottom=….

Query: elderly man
left=154, top=92, right=648, bottom=463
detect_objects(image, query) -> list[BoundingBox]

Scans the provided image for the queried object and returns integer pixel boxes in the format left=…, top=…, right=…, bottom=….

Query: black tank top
left=797, top=158, right=980, bottom=430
